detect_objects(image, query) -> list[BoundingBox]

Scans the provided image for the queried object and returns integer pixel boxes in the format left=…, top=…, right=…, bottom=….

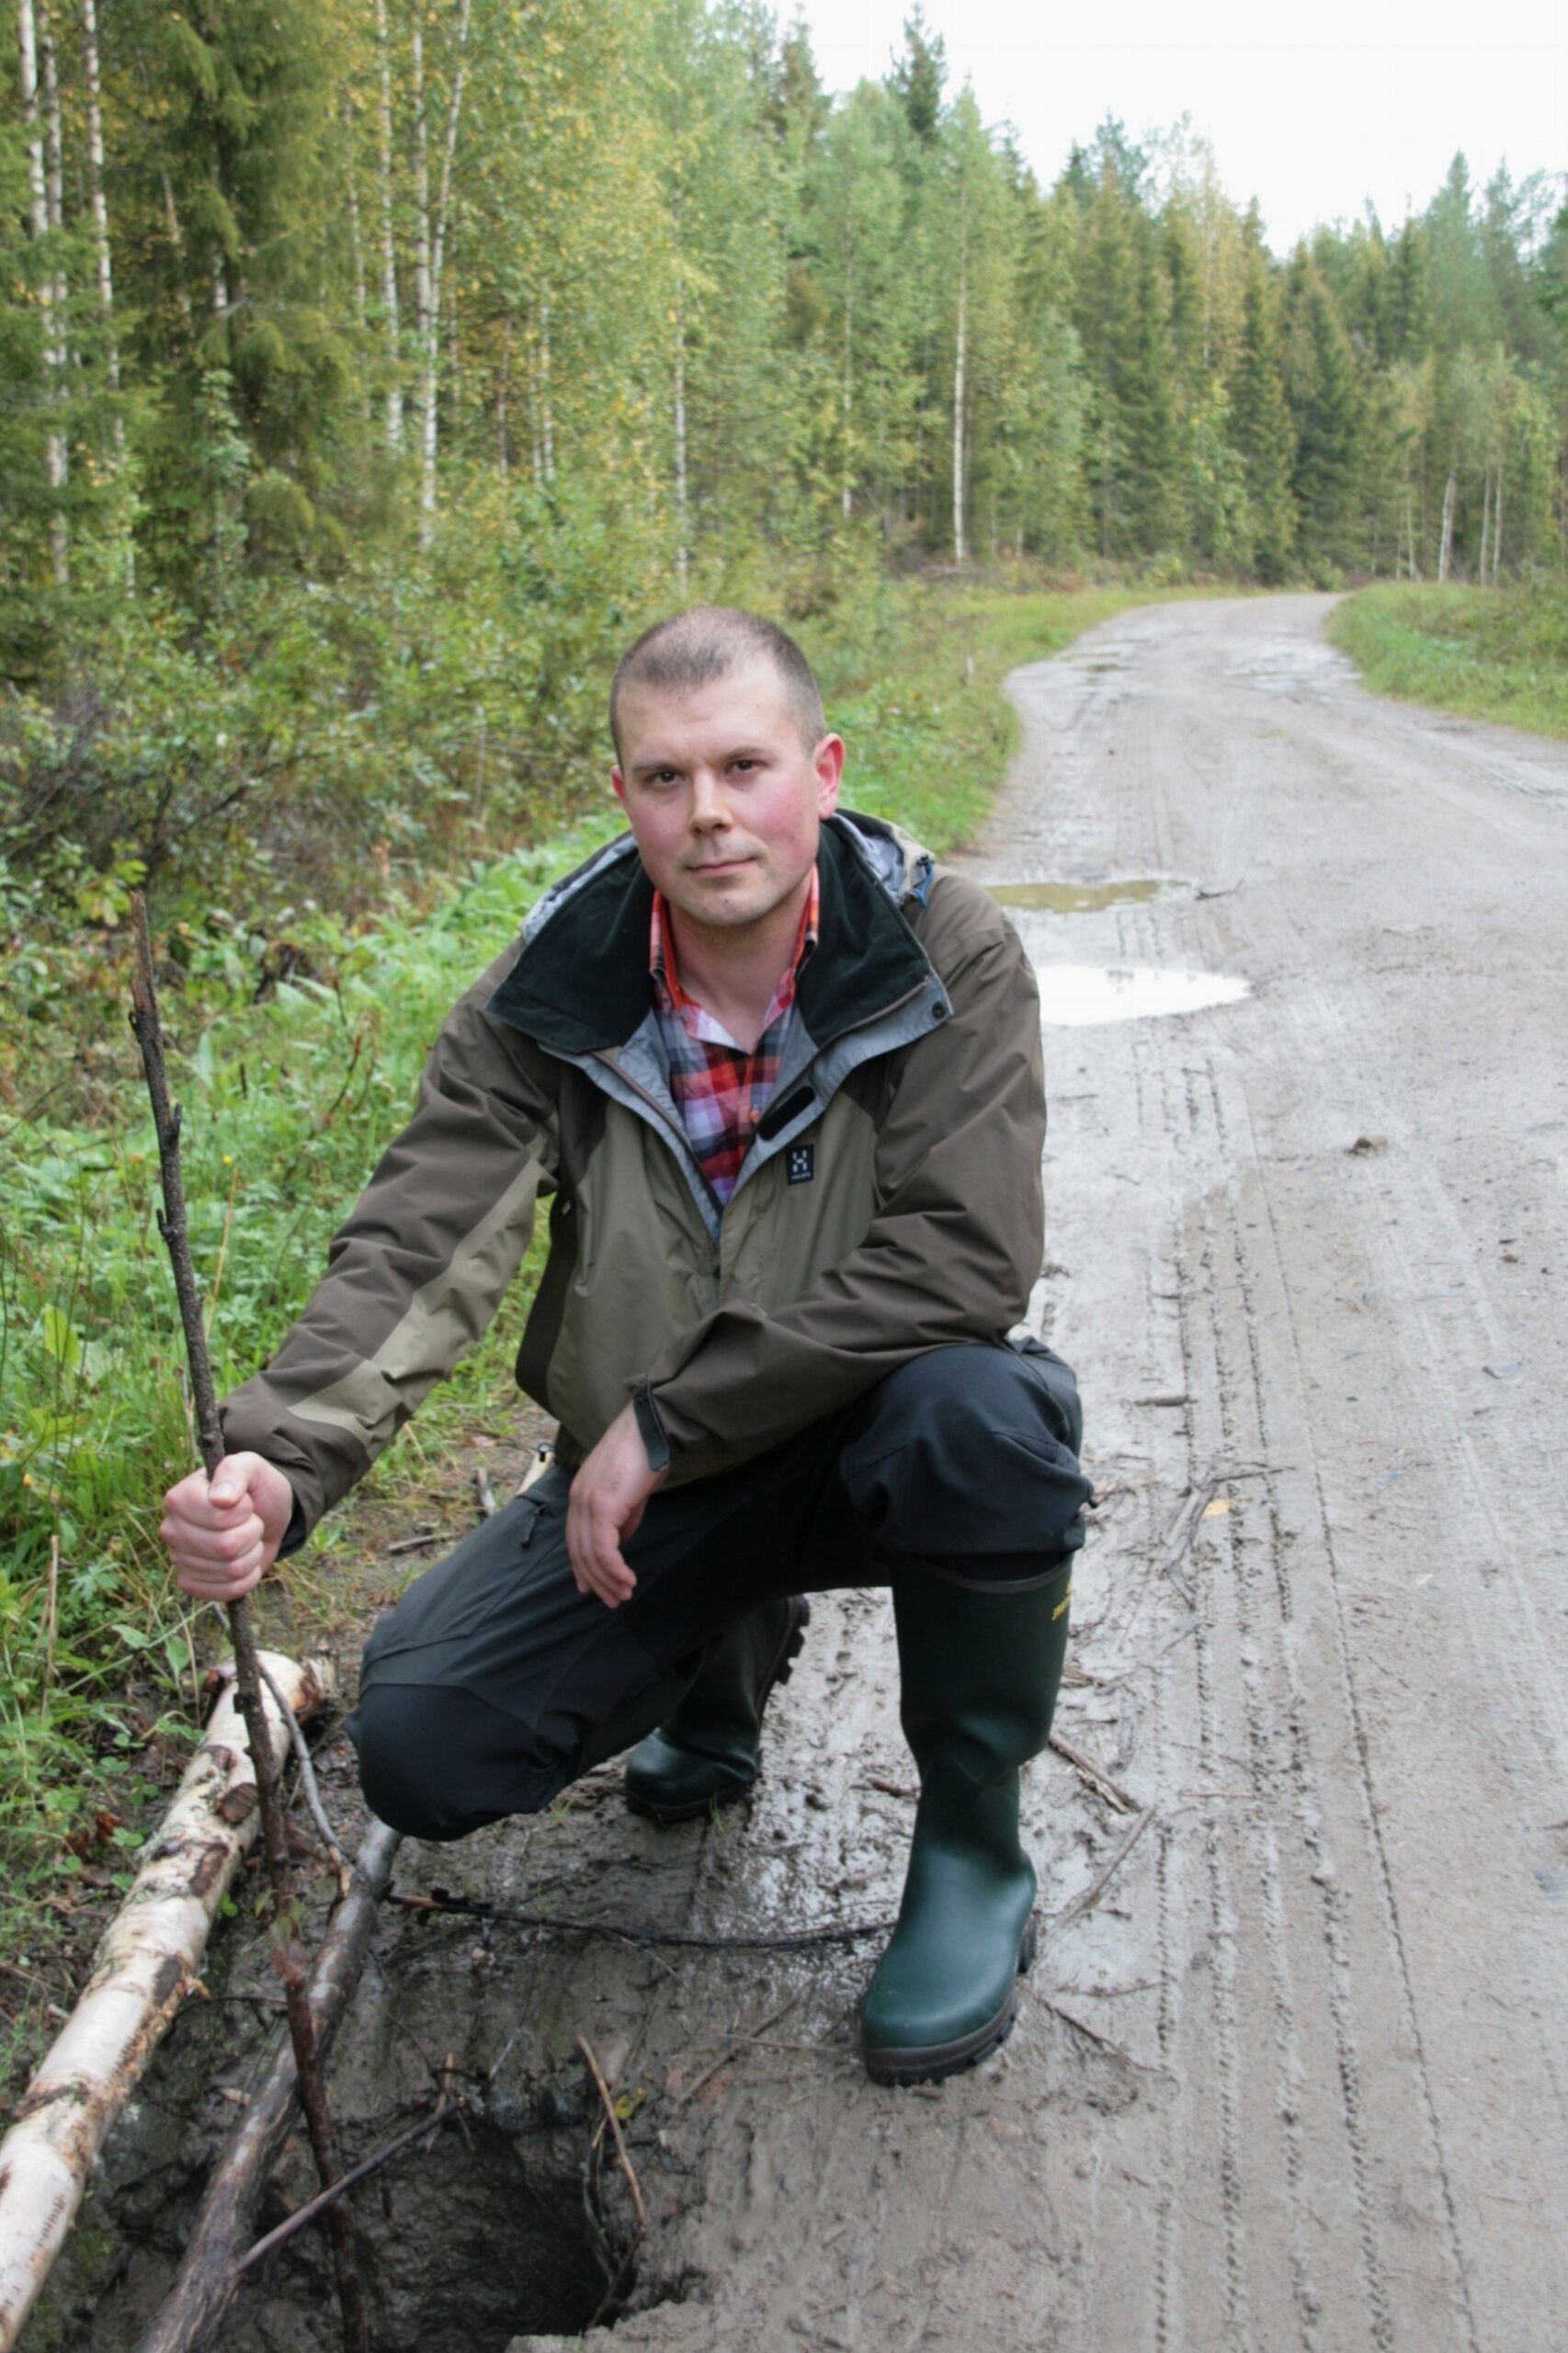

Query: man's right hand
left=161, top=1453, right=296, bottom=1604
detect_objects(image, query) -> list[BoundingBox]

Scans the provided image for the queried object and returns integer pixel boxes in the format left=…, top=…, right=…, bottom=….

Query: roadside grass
left=0, top=574, right=1209, bottom=2096
left=1330, top=581, right=1568, bottom=741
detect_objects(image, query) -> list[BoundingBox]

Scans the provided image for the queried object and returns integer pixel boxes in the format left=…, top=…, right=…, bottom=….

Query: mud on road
left=33, top=595, right=1568, bottom=2352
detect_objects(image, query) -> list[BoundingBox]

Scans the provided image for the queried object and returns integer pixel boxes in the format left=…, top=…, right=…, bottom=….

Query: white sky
left=797, top=0, right=1567, bottom=252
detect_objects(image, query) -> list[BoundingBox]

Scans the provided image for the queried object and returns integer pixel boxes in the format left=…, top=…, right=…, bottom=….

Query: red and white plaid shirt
left=650, top=873, right=819, bottom=1206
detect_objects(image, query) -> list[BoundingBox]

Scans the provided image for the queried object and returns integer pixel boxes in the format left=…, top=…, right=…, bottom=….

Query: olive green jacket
left=220, top=812, right=1047, bottom=1541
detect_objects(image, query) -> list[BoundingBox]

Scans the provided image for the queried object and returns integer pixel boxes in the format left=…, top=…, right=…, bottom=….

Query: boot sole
left=625, top=1599, right=812, bottom=1827
left=861, top=1913, right=1038, bottom=2087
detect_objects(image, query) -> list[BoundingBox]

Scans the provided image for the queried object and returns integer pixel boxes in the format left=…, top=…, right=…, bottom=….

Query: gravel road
left=39, top=593, right=1566, bottom=2353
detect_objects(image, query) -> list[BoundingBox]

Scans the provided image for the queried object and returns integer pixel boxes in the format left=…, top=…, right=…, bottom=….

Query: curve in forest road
left=577, top=590, right=1567, bottom=2353
left=35, top=596, right=1567, bottom=2353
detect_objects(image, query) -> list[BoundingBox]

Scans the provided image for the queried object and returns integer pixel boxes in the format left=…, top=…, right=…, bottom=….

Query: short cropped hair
left=609, top=606, right=825, bottom=756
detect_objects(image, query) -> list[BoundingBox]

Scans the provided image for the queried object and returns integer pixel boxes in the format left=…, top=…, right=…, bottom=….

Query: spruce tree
left=1233, top=229, right=1297, bottom=582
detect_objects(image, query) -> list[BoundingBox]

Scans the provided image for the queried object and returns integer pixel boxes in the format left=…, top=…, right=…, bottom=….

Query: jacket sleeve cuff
left=631, top=1382, right=672, bottom=1476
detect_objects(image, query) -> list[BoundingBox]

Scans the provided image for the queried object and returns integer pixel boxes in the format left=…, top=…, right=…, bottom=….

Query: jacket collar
left=486, top=812, right=937, bottom=1059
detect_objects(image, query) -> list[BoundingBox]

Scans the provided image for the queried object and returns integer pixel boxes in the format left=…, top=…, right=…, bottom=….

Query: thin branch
left=128, top=895, right=368, bottom=2353
left=671, top=1995, right=800, bottom=2110
left=1049, top=1730, right=1138, bottom=1813
left=385, top=1890, right=895, bottom=1950
left=576, top=2039, right=645, bottom=2235
left=1045, top=1809, right=1155, bottom=1943
left=255, top=1657, right=350, bottom=1900
left=237, top=2100, right=464, bottom=2276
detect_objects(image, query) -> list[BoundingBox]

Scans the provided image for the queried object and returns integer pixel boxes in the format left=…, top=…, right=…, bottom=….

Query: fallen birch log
left=132, top=1817, right=403, bottom=2353
left=0, top=1651, right=335, bottom=2353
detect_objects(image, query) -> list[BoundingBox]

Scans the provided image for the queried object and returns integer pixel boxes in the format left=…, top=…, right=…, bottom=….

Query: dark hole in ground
left=46, top=2114, right=645, bottom=2353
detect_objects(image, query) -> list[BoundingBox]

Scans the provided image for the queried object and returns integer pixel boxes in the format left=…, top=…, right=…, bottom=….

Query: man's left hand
left=566, top=1402, right=666, bottom=1608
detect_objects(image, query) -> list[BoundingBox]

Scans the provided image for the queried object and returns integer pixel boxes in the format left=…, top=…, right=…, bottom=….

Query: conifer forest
left=3, top=0, right=1566, bottom=944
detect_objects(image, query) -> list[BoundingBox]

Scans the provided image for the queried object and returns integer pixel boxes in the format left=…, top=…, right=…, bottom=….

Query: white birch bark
left=951, top=236, right=968, bottom=566
left=528, top=302, right=543, bottom=490
left=840, top=193, right=854, bottom=521
left=1478, top=465, right=1492, bottom=586
left=342, top=101, right=368, bottom=332
left=417, top=0, right=472, bottom=547
left=539, top=290, right=553, bottom=483
left=497, top=308, right=512, bottom=483
left=674, top=275, right=689, bottom=590
left=0, top=1654, right=336, bottom=2353
left=1437, top=465, right=1456, bottom=584
left=1492, top=456, right=1504, bottom=585
left=411, top=18, right=430, bottom=475
left=374, top=0, right=403, bottom=449
left=17, top=0, right=68, bottom=585
left=80, top=0, right=120, bottom=401
left=38, top=3, right=66, bottom=321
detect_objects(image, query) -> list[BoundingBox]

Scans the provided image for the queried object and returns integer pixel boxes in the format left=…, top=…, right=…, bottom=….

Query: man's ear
left=814, top=733, right=846, bottom=815
left=611, top=767, right=630, bottom=813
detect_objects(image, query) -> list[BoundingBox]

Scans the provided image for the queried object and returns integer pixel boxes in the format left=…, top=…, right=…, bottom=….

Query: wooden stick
left=576, top=2037, right=645, bottom=2235
left=129, top=895, right=368, bottom=2353
left=0, top=1655, right=334, bottom=2353
left=131, top=1820, right=402, bottom=2353
left=256, top=1655, right=350, bottom=1899
left=237, top=2097, right=464, bottom=2276
left=1049, top=1729, right=1138, bottom=1813
left=1046, top=1809, right=1155, bottom=1943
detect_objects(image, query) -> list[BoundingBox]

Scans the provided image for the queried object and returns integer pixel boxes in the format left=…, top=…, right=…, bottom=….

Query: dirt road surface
left=37, top=594, right=1567, bottom=2353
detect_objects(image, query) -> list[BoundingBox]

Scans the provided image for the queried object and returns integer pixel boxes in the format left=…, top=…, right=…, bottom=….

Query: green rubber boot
left=624, top=1596, right=811, bottom=1825
left=859, top=1558, right=1073, bottom=2086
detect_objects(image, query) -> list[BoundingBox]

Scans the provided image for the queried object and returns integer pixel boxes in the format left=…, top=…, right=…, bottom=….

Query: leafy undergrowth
left=0, top=574, right=1203, bottom=2099
left=1330, top=580, right=1568, bottom=740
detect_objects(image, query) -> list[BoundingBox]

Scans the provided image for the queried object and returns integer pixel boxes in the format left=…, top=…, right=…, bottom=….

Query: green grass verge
left=0, top=574, right=1209, bottom=2091
left=1330, top=581, right=1568, bottom=741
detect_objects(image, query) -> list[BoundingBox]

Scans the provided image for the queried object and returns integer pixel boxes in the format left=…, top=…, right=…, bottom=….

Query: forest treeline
left=4, top=0, right=1567, bottom=949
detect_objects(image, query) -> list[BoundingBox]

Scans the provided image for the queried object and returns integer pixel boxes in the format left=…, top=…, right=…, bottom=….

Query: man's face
left=611, top=656, right=844, bottom=938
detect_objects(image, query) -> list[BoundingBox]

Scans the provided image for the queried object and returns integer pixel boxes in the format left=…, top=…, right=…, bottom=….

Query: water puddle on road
left=1034, top=963, right=1251, bottom=1026
left=987, top=875, right=1185, bottom=914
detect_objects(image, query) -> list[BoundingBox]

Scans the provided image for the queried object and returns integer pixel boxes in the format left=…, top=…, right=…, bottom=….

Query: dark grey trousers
left=348, top=1340, right=1089, bottom=1840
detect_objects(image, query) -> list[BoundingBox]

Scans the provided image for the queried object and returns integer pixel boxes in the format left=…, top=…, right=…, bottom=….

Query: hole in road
left=987, top=876, right=1187, bottom=914
left=51, top=2107, right=675, bottom=2352
left=1034, top=964, right=1250, bottom=1026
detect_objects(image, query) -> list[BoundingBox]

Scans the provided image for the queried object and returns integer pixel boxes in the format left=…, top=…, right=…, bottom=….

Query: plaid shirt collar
left=649, top=871, right=819, bottom=1202
left=650, top=869, right=819, bottom=1047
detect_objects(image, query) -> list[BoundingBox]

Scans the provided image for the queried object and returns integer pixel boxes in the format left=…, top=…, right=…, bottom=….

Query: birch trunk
left=17, top=0, right=67, bottom=585
left=0, top=1654, right=336, bottom=2353
left=539, top=290, right=553, bottom=483
left=417, top=0, right=472, bottom=549
left=342, top=101, right=368, bottom=333
left=1478, top=465, right=1492, bottom=586
left=1492, top=457, right=1504, bottom=585
left=840, top=197, right=854, bottom=521
left=374, top=0, right=402, bottom=449
left=951, top=240, right=968, bottom=566
left=674, top=275, right=689, bottom=591
left=1437, top=465, right=1456, bottom=584
left=412, top=19, right=430, bottom=494
left=80, top=0, right=121, bottom=405
left=38, top=3, right=67, bottom=330
left=497, top=309, right=512, bottom=483
left=528, top=303, right=543, bottom=490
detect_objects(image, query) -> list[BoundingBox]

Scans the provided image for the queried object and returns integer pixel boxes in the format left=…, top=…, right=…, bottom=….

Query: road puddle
left=988, top=875, right=1185, bottom=914
left=1034, top=963, right=1251, bottom=1026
